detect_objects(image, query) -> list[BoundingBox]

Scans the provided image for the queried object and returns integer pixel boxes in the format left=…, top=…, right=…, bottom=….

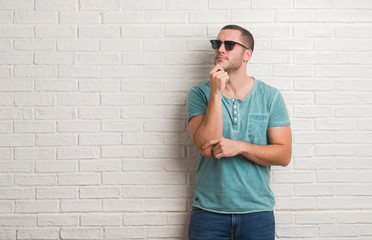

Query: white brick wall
left=0, top=0, right=371, bottom=239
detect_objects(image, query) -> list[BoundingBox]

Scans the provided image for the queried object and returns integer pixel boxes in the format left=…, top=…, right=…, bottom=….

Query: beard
left=214, top=52, right=245, bottom=74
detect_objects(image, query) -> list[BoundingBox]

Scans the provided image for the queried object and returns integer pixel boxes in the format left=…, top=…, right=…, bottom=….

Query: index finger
left=210, top=64, right=224, bottom=74
left=202, top=138, right=220, bottom=150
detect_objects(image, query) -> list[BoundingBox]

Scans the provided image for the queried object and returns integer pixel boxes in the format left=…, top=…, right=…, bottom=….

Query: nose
left=217, top=42, right=226, bottom=53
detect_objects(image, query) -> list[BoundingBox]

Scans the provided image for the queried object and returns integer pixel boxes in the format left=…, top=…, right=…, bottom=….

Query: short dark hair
left=221, top=25, right=254, bottom=52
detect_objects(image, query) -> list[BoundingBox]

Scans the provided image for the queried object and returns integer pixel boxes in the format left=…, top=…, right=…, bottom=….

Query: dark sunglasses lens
left=210, top=40, right=221, bottom=49
left=224, top=41, right=235, bottom=51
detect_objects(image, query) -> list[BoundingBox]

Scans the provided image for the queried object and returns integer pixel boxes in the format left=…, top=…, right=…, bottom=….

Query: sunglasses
left=210, top=40, right=249, bottom=51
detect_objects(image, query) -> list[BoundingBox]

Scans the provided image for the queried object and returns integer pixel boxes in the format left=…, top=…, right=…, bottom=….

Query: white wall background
left=0, top=0, right=372, bottom=239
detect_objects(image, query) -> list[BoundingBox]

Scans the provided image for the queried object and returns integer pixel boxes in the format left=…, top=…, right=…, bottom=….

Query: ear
left=243, top=49, right=253, bottom=63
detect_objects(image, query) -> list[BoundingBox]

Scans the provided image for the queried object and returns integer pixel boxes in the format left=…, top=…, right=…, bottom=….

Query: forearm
left=194, top=94, right=223, bottom=157
left=238, top=141, right=291, bottom=167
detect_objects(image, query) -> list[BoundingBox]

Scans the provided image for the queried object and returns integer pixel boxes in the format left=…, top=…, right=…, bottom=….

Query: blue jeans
left=189, top=207, right=275, bottom=240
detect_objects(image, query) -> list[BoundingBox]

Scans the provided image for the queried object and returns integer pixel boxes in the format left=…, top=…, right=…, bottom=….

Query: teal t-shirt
left=187, top=79, right=290, bottom=214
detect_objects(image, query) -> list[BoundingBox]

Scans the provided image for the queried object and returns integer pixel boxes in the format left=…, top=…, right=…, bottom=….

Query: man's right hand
left=209, top=64, right=229, bottom=95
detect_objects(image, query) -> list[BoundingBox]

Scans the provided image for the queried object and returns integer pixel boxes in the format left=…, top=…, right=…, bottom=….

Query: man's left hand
left=202, top=137, right=242, bottom=159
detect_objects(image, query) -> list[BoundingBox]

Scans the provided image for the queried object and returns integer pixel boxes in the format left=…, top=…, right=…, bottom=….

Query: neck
left=224, top=68, right=254, bottom=100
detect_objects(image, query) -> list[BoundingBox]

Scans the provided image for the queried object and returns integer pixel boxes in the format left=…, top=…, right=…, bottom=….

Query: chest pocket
left=248, top=114, right=269, bottom=139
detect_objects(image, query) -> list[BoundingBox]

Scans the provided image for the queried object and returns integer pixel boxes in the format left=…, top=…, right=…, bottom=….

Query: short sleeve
left=187, top=86, right=208, bottom=123
left=268, top=91, right=290, bottom=127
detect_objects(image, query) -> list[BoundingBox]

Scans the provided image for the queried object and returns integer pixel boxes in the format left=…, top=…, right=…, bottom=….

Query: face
left=214, top=29, right=251, bottom=73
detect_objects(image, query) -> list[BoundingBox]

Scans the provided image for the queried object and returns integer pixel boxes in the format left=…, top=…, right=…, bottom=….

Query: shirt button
left=232, top=99, right=235, bottom=102
left=234, top=111, right=237, bottom=115
left=233, top=105, right=237, bottom=109
left=234, top=118, right=237, bottom=122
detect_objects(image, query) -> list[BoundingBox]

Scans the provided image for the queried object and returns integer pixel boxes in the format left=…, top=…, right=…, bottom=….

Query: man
left=187, top=25, right=292, bottom=240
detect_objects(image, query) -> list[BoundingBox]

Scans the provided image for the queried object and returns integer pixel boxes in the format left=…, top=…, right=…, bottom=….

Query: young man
left=187, top=25, right=292, bottom=240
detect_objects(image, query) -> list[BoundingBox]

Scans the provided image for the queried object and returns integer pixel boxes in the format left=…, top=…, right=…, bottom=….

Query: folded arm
left=202, top=126, right=292, bottom=166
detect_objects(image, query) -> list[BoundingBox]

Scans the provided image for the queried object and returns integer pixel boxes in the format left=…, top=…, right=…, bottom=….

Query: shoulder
left=188, top=81, right=211, bottom=98
left=254, top=79, right=280, bottom=96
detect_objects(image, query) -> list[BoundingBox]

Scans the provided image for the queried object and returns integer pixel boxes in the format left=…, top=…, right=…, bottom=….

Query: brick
left=35, top=161, right=77, bottom=173
left=209, top=0, right=251, bottom=9
left=38, top=214, right=79, bottom=226
left=15, top=147, right=56, bottom=160
left=60, top=228, right=101, bottom=240
left=102, top=94, right=142, bottom=106
left=61, top=200, right=101, bottom=212
left=275, top=197, right=316, bottom=210
left=189, top=11, right=230, bottom=23
left=252, top=0, right=291, bottom=9
left=17, top=228, right=59, bottom=239
left=79, top=133, right=120, bottom=146
left=294, top=0, right=333, bottom=8
left=0, top=122, right=12, bottom=133
left=147, top=226, right=185, bottom=238
left=276, top=10, right=316, bottom=22
left=0, top=25, right=34, bottom=38
left=35, top=79, right=77, bottom=91
left=102, top=146, right=143, bottom=158
left=58, top=173, right=101, bottom=186
left=15, top=65, right=56, bottom=78
left=58, top=120, right=99, bottom=133
left=103, top=11, right=143, bottom=23
left=0, top=135, right=33, bottom=147
left=165, top=25, right=205, bottom=37
left=0, top=175, right=13, bottom=186
left=165, top=0, right=207, bottom=9
left=78, top=107, right=120, bottom=119
left=60, top=11, right=100, bottom=23
left=36, top=134, right=77, bottom=146
left=122, top=79, right=163, bottom=92
left=295, top=184, right=334, bottom=197
left=122, top=186, right=165, bottom=198
left=35, top=52, right=74, bottom=65
left=144, top=146, right=185, bottom=158
left=16, top=200, right=59, bottom=213
left=79, top=187, right=120, bottom=199
left=123, top=213, right=166, bottom=226
left=294, top=157, right=334, bottom=170
left=145, top=11, right=187, bottom=23
left=57, top=93, right=99, bottom=106
left=57, top=147, right=100, bottom=160
left=79, top=26, right=121, bottom=38
left=317, top=10, right=372, bottom=22
left=273, top=65, right=313, bottom=77
left=14, top=121, right=55, bottom=133
left=80, top=0, right=121, bottom=10
left=81, top=213, right=122, bottom=226
left=124, top=0, right=163, bottom=9
left=103, top=199, right=144, bottom=212
left=273, top=171, right=314, bottom=183
left=104, top=227, right=146, bottom=239
left=36, top=0, right=75, bottom=10
left=101, top=66, right=142, bottom=78
left=15, top=93, right=55, bottom=106
left=78, top=53, right=120, bottom=65
left=15, top=174, right=56, bottom=186
left=0, top=108, right=32, bottom=120
left=0, top=229, right=15, bottom=239
left=79, top=79, right=120, bottom=92
left=145, top=172, right=186, bottom=185
left=35, top=107, right=75, bottom=120
left=35, top=25, right=76, bottom=38
left=0, top=40, right=11, bottom=51
left=14, top=11, right=57, bottom=23
left=103, top=172, right=144, bottom=185
left=276, top=226, right=317, bottom=238
left=0, top=200, right=13, bottom=213
left=0, top=215, right=36, bottom=227
left=294, top=132, right=334, bottom=144
left=123, top=159, right=164, bottom=171
left=0, top=79, right=32, bottom=91
left=14, top=39, right=55, bottom=51
left=36, top=187, right=77, bottom=199
left=144, top=199, right=187, bottom=212
left=79, top=159, right=122, bottom=172
left=101, top=120, right=142, bottom=132
left=0, top=53, right=33, bottom=64
left=57, top=39, right=99, bottom=51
